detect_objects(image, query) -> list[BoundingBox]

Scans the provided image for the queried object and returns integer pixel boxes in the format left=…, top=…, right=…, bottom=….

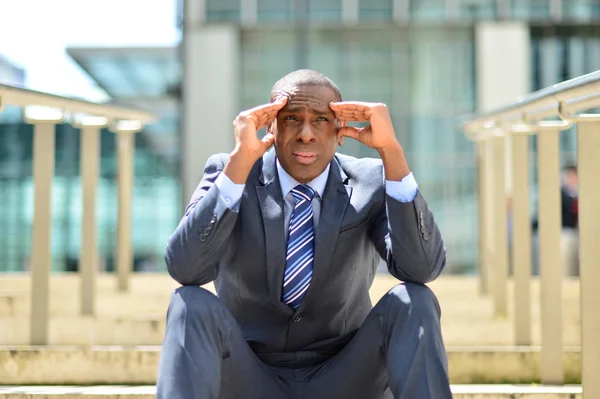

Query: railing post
left=79, top=125, right=101, bottom=315
left=511, top=132, right=531, bottom=345
left=536, top=128, right=563, bottom=384
left=576, top=119, right=600, bottom=399
left=491, top=134, right=509, bottom=318
left=116, top=131, right=135, bottom=292
left=29, top=122, right=56, bottom=345
left=476, top=139, right=489, bottom=296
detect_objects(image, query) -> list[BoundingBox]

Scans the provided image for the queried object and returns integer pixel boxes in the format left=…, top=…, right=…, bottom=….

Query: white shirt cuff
left=385, top=172, right=418, bottom=203
left=215, top=172, right=245, bottom=211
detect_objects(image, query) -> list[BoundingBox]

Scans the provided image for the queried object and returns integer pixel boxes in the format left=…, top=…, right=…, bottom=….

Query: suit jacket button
left=293, top=316, right=302, bottom=323
left=423, top=232, right=429, bottom=240
left=204, top=227, right=211, bottom=235
left=199, top=234, right=207, bottom=242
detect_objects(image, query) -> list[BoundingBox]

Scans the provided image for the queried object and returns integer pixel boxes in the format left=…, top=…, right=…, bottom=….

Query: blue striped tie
left=282, top=184, right=315, bottom=309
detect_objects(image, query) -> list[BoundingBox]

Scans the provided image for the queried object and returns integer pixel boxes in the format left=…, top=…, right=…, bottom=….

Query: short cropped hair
left=270, top=69, right=342, bottom=102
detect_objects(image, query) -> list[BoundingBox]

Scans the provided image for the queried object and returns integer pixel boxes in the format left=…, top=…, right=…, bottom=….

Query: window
left=257, top=0, right=293, bottom=22
left=459, top=0, right=496, bottom=19
left=359, top=0, right=393, bottom=21
left=308, top=0, right=342, bottom=22
left=512, top=0, right=550, bottom=19
left=410, top=0, right=446, bottom=20
left=563, top=0, right=600, bottom=21
left=206, top=0, right=240, bottom=22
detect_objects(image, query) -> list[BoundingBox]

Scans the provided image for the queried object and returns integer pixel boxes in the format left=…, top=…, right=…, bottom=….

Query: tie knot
left=291, top=184, right=315, bottom=202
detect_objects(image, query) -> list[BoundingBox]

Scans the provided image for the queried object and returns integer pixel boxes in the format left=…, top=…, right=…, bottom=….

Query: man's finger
left=335, top=109, right=368, bottom=118
left=256, top=110, right=280, bottom=129
left=247, top=98, right=288, bottom=117
left=261, top=132, right=275, bottom=151
left=330, top=101, right=373, bottom=111
left=337, top=126, right=361, bottom=140
left=333, top=110, right=369, bottom=122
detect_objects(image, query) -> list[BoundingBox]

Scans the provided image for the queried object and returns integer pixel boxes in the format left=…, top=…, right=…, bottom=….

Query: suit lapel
left=297, top=156, right=351, bottom=313
left=256, top=150, right=292, bottom=314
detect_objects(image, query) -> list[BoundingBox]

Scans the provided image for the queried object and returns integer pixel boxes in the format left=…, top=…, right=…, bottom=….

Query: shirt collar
left=276, top=159, right=330, bottom=200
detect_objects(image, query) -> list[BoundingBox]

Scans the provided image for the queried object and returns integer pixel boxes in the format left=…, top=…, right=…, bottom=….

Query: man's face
left=271, top=84, right=340, bottom=183
left=564, top=170, right=578, bottom=192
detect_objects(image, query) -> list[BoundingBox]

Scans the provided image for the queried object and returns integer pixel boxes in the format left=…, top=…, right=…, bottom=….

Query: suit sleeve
left=370, top=190, right=446, bottom=284
left=165, top=154, right=240, bottom=285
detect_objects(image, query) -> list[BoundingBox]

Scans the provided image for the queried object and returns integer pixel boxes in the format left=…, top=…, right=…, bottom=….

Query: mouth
left=292, top=151, right=318, bottom=165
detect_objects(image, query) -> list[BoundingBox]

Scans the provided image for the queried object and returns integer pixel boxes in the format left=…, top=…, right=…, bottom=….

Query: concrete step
left=0, top=275, right=583, bottom=347
left=0, top=385, right=583, bottom=398
left=0, top=346, right=581, bottom=385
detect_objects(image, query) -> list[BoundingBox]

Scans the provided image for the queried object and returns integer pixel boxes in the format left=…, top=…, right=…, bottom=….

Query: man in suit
left=559, top=165, right=578, bottom=276
left=531, top=164, right=579, bottom=276
left=157, top=70, right=452, bottom=399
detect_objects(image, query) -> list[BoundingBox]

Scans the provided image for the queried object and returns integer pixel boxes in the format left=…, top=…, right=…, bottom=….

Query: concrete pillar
left=491, top=134, right=509, bottom=318
left=342, top=0, right=359, bottom=23
left=79, top=126, right=100, bottom=315
left=511, top=133, right=531, bottom=345
left=393, top=0, right=409, bottom=21
left=476, top=140, right=489, bottom=296
left=577, top=119, right=600, bottom=399
left=476, top=22, right=530, bottom=111
left=30, top=123, right=56, bottom=345
left=241, top=0, right=257, bottom=25
left=116, top=132, right=134, bottom=292
left=181, top=22, right=239, bottom=207
left=483, top=138, right=496, bottom=299
left=537, top=129, right=563, bottom=384
left=476, top=21, right=530, bottom=319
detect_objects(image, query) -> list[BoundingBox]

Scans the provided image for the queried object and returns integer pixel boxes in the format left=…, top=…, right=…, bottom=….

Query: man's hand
left=330, top=101, right=398, bottom=151
left=233, top=97, right=287, bottom=161
left=330, top=101, right=410, bottom=181
left=224, top=97, right=287, bottom=184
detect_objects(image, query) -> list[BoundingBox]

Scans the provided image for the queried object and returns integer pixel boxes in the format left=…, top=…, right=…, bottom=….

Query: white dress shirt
left=215, top=158, right=419, bottom=230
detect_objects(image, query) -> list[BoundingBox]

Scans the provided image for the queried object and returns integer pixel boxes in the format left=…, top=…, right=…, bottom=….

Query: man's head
left=562, top=164, right=578, bottom=194
left=268, top=69, right=344, bottom=184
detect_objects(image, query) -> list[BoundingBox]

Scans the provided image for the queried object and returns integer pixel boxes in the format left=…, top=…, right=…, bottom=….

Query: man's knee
left=384, top=282, right=441, bottom=319
left=168, top=286, right=227, bottom=324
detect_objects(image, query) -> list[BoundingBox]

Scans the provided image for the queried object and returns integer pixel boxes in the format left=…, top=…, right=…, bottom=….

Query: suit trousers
left=156, top=283, right=452, bottom=399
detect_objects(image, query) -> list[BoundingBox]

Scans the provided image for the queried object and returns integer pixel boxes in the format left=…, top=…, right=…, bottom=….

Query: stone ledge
left=0, top=385, right=583, bottom=398
left=0, top=275, right=583, bottom=347
left=0, top=346, right=582, bottom=385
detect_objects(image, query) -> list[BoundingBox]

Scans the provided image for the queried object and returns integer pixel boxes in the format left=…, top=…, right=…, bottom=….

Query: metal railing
left=0, top=84, right=156, bottom=345
left=463, top=70, right=600, bottom=398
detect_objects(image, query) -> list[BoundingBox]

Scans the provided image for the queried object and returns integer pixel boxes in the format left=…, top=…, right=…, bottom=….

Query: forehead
left=276, top=84, right=336, bottom=112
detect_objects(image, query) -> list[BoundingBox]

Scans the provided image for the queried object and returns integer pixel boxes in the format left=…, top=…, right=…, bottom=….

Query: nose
left=297, top=121, right=316, bottom=143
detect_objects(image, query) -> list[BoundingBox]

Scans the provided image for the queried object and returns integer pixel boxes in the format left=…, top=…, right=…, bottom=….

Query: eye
left=315, top=116, right=329, bottom=122
left=284, top=115, right=298, bottom=121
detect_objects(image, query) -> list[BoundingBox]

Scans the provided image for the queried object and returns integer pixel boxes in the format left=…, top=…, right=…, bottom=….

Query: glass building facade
left=1, top=0, right=600, bottom=274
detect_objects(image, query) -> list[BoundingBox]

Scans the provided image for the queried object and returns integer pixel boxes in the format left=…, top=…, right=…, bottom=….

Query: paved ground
left=0, top=385, right=583, bottom=398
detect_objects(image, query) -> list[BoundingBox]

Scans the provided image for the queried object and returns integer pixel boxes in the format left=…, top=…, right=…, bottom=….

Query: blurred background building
left=0, top=0, right=598, bottom=274
left=0, top=55, right=26, bottom=87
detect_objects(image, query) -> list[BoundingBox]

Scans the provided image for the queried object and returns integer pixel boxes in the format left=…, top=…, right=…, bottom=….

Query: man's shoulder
left=334, top=153, right=384, bottom=183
